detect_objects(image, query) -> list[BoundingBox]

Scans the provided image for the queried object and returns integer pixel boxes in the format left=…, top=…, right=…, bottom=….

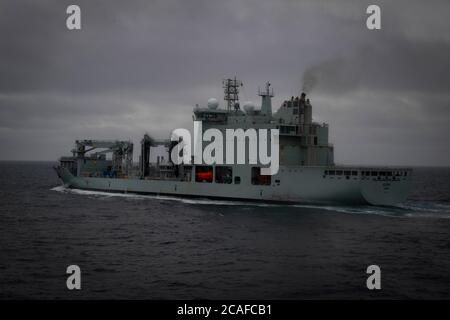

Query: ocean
left=0, top=161, right=449, bottom=299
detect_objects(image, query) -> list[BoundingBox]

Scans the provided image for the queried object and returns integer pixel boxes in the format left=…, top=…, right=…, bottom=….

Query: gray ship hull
left=55, top=165, right=412, bottom=206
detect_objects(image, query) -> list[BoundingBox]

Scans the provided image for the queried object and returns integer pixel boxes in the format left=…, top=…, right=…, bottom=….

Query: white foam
left=292, top=203, right=400, bottom=217
left=50, top=185, right=66, bottom=192
left=50, top=185, right=281, bottom=207
left=398, top=202, right=450, bottom=215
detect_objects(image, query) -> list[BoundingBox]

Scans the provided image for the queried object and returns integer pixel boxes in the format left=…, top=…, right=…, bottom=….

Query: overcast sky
left=0, top=0, right=449, bottom=166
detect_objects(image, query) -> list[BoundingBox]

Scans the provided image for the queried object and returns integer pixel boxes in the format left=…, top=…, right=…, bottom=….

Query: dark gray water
left=1, top=162, right=449, bottom=299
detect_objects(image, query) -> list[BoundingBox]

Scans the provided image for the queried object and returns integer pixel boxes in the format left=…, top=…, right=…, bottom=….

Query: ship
left=54, top=78, right=412, bottom=206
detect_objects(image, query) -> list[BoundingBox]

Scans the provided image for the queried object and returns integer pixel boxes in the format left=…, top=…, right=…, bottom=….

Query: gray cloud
left=0, top=0, right=449, bottom=165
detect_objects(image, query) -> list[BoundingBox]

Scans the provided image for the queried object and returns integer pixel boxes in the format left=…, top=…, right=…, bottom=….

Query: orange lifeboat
left=196, top=171, right=213, bottom=182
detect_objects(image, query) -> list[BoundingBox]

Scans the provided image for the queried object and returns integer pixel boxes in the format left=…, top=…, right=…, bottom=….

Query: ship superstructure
left=55, top=78, right=412, bottom=206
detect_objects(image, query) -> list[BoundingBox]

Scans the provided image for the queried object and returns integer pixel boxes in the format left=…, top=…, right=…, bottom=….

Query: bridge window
left=215, top=166, right=232, bottom=184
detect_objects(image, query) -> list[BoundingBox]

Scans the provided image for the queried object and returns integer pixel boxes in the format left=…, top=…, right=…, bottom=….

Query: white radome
left=207, top=98, right=219, bottom=109
left=243, top=101, right=255, bottom=112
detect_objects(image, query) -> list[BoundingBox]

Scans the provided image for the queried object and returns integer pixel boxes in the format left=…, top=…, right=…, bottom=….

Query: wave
left=292, top=201, right=450, bottom=218
left=50, top=186, right=450, bottom=219
left=292, top=203, right=405, bottom=217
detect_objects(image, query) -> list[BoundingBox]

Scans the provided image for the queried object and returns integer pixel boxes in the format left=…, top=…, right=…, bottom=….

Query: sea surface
left=0, top=161, right=450, bottom=299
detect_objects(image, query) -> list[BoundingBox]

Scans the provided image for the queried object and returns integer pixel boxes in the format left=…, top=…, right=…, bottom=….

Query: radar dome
left=243, top=101, right=255, bottom=112
left=207, top=98, right=219, bottom=110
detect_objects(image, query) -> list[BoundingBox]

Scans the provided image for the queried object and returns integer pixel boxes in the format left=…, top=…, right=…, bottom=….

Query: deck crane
left=72, top=139, right=134, bottom=175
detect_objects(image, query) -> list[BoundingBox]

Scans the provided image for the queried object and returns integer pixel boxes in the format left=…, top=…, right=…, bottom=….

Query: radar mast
left=223, top=77, right=243, bottom=112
